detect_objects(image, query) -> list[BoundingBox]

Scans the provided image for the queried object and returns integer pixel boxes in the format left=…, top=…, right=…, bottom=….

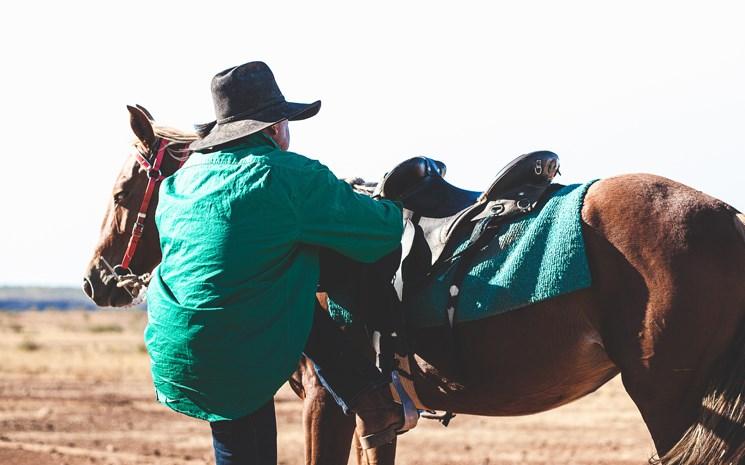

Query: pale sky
left=1, top=0, right=743, bottom=287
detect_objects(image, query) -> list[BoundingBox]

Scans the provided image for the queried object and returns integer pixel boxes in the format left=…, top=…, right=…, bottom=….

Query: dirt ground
left=0, top=310, right=657, bottom=465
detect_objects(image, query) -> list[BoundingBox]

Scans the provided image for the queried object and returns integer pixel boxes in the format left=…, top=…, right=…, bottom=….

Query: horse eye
left=113, top=191, right=128, bottom=205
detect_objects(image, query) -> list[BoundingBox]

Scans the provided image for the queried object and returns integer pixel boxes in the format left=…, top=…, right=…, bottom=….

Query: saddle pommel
left=378, top=157, right=446, bottom=201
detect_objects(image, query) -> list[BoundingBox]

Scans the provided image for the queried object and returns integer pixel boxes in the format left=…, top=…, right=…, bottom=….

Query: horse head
left=82, top=105, right=197, bottom=307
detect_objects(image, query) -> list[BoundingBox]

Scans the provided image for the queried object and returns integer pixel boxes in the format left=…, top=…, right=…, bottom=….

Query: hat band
left=217, top=97, right=286, bottom=124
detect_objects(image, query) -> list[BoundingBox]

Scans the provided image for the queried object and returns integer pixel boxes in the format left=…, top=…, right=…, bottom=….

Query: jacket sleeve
left=297, top=160, right=403, bottom=263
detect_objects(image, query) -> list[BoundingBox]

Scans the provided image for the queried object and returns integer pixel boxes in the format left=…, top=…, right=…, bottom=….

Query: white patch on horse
left=394, top=218, right=417, bottom=300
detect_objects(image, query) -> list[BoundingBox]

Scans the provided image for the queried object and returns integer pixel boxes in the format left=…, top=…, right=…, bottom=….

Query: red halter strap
left=119, top=140, right=171, bottom=272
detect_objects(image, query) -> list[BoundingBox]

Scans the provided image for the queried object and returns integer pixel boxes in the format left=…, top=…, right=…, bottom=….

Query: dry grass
left=17, top=339, right=42, bottom=351
left=87, top=323, right=125, bottom=333
left=0, top=310, right=149, bottom=381
left=0, top=310, right=656, bottom=465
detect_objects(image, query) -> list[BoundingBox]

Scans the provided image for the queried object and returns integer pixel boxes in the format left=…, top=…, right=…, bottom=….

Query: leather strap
left=120, top=140, right=170, bottom=271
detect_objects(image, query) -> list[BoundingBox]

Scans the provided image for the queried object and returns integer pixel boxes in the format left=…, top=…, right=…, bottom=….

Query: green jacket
left=146, top=133, right=403, bottom=421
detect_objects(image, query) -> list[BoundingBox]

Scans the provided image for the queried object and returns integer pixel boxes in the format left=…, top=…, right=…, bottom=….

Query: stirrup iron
left=391, top=370, right=419, bottom=432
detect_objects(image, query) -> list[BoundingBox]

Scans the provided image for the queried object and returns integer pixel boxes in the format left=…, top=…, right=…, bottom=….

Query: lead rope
left=100, top=257, right=135, bottom=299
left=100, top=256, right=147, bottom=307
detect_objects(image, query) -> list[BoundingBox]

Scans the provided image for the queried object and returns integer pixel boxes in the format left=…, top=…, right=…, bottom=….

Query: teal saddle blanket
left=328, top=181, right=596, bottom=329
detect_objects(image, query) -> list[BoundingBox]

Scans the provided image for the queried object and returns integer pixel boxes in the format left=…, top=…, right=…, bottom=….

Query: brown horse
left=84, top=105, right=745, bottom=465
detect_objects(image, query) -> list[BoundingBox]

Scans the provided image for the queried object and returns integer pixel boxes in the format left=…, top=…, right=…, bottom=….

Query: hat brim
left=190, top=100, right=321, bottom=152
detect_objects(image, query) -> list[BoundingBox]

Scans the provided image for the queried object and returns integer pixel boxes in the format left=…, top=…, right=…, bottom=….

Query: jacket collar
left=221, top=132, right=280, bottom=153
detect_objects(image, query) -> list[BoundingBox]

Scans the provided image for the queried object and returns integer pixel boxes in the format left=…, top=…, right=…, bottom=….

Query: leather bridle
left=101, top=137, right=190, bottom=297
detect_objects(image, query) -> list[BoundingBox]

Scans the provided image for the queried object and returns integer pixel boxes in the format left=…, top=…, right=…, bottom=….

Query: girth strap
left=441, top=182, right=554, bottom=380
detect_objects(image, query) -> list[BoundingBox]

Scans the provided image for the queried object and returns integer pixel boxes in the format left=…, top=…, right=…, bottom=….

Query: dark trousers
left=209, top=306, right=387, bottom=465
left=210, top=400, right=277, bottom=465
left=303, top=304, right=389, bottom=414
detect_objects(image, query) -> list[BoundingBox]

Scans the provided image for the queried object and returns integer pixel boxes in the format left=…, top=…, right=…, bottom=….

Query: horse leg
left=300, top=363, right=397, bottom=465
left=297, top=355, right=357, bottom=465
left=351, top=429, right=397, bottom=465
left=293, top=293, right=358, bottom=464
left=583, top=177, right=745, bottom=463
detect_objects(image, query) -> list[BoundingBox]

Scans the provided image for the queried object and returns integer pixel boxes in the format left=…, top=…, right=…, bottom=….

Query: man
left=145, top=61, right=407, bottom=465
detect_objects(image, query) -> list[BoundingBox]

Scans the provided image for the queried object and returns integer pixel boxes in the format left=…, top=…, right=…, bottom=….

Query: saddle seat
left=379, top=151, right=561, bottom=274
left=377, top=157, right=479, bottom=218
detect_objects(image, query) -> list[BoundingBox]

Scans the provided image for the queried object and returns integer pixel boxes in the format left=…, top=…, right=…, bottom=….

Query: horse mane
left=344, top=177, right=378, bottom=196
left=153, top=125, right=199, bottom=144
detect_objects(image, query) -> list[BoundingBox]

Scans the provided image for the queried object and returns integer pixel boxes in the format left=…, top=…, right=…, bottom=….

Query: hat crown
left=211, top=62, right=285, bottom=123
left=189, top=61, right=320, bottom=152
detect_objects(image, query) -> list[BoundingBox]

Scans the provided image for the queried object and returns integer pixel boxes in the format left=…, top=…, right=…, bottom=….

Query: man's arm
left=298, top=161, right=403, bottom=263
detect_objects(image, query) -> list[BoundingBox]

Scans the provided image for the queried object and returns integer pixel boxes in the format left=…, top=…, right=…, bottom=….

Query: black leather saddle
left=322, top=151, right=561, bottom=407
left=378, top=151, right=561, bottom=279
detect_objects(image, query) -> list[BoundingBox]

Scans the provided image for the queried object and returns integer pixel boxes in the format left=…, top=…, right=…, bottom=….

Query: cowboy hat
left=190, top=61, right=321, bottom=152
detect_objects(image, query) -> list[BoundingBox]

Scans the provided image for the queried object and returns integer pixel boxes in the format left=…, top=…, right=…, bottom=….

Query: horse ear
left=134, top=104, right=155, bottom=121
left=127, top=105, right=156, bottom=147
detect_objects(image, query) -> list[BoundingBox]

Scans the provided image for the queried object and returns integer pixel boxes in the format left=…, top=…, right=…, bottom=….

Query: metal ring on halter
left=113, top=264, right=133, bottom=276
left=147, top=168, right=163, bottom=180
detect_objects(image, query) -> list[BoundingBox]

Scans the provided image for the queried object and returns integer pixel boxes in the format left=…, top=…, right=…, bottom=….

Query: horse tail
left=657, top=213, right=745, bottom=465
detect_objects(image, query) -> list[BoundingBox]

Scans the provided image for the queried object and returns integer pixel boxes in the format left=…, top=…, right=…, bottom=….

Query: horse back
left=735, top=213, right=745, bottom=244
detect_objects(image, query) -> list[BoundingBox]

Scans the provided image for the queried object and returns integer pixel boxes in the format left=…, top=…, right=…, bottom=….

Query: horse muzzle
left=82, top=261, right=137, bottom=308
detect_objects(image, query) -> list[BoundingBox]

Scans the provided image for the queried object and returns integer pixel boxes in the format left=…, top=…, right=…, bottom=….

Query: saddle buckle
left=534, top=159, right=543, bottom=175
